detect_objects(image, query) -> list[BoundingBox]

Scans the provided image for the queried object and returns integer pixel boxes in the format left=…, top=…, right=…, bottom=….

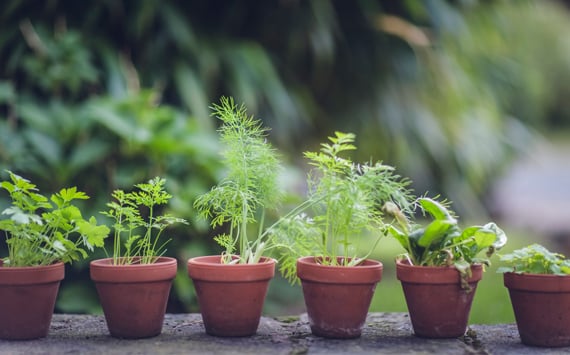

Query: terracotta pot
left=90, top=257, right=177, bottom=339
left=0, top=261, right=64, bottom=340
left=187, top=255, right=275, bottom=337
left=504, top=272, right=570, bottom=347
left=297, top=256, right=383, bottom=339
left=396, top=259, right=482, bottom=338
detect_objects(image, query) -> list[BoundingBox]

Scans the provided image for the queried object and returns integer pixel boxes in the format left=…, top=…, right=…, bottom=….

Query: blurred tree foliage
left=1, top=0, right=569, bottom=314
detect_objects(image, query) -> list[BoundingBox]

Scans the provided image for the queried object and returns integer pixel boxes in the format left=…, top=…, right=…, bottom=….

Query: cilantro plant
left=0, top=171, right=110, bottom=267
left=272, top=132, right=413, bottom=283
left=384, top=197, right=507, bottom=289
left=193, top=97, right=286, bottom=264
left=102, top=177, right=188, bottom=265
left=497, top=244, right=570, bottom=275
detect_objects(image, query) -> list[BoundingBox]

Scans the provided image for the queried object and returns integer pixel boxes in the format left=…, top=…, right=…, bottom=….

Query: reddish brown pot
left=297, top=256, right=383, bottom=339
left=187, top=255, right=275, bottom=337
left=90, top=257, right=177, bottom=339
left=396, top=260, right=482, bottom=338
left=0, top=261, right=64, bottom=340
left=504, top=272, right=570, bottom=347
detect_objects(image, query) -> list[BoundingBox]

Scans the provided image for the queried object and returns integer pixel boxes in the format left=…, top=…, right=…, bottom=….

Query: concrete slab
left=0, top=313, right=566, bottom=354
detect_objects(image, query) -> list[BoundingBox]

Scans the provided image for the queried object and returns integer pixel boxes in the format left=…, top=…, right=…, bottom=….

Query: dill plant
left=193, top=97, right=287, bottom=264
left=271, top=132, right=414, bottom=282
left=0, top=171, right=109, bottom=267
left=102, top=177, right=188, bottom=265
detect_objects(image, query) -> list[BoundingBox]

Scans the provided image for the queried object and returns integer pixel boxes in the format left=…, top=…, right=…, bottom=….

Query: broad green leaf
left=419, top=197, right=456, bottom=222
left=408, top=228, right=425, bottom=243
left=473, top=228, right=496, bottom=249
left=418, top=219, right=454, bottom=248
left=76, top=217, right=110, bottom=248
left=386, top=225, right=408, bottom=251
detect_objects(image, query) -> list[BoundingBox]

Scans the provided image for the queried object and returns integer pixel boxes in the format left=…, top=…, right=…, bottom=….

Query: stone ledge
left=0, top=313, right=565, bottom=354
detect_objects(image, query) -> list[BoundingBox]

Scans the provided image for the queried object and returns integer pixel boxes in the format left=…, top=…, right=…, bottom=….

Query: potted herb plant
left=90, top=177, right=187, bottom=339
left=271, top=132, right=413, bottom=339
left=384, top=197, right=507, bottom=338
left=498, top=244, right=570, bottom=347
left=0, top=171, right=109, bottom=340
left=188, top=97, right=283, bottom=337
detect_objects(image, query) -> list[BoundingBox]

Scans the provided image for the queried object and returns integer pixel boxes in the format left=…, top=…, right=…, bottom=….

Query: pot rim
left=504, top=271, right=570, bottom=292
left=297, top=256, right=383, bottom=268
left=187, top=255, right=276, bottom=266
left=0, top=261, right=65, bottom=285
left=90, top=256, right=177, bottom=283
left=296, top=256, right=383, bottom=284
left=395, top=259, right=483, bottom=284
left=187, top=255, right=276, bottom=282
left=90, top=256, right=177, bottom=267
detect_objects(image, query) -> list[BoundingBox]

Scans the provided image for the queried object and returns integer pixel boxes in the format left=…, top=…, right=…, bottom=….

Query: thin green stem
left=240, top=195, right=248, bottom=264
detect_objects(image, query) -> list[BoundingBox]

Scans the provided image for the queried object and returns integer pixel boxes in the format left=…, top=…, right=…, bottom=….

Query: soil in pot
left=0, top=261, right=65, bottom=340
left=504, top=272, right=570, bottom=347
left=90, top=257, right=177, bottom=339
left=396, top=259, right=482, bottom=338
left=297, top=256, right=383, bottom=339
left=187, top=255, right=275, bottom=337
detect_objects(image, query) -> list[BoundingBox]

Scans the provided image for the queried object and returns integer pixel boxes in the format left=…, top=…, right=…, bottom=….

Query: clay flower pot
left=297, top=256, right=383, bottom=339
left=396, top=259, right=482, bottom=338
left=504, top=272, right=570, bottom=347
left=90, top=257, right=177, bottom=339
left=0, top=261, right=64, bottom=340
left=187, top=255, right=276, bottom=337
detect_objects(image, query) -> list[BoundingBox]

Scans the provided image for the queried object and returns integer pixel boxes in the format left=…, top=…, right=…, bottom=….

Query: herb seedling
left=272, top=132, right=413, bottom=283
left=384, top=197, right=507, bottom=289
left=193, top=97, right=284, bottom=264
left=102, top=177, right=188, bottom=265
left=0, top=171, right=110, bottom=267
left=497, top=244, right=570, bottom=275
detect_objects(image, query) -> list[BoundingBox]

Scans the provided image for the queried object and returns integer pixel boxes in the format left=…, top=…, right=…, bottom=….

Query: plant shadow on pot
left=187, top=255, right=275, bottom=337
left=90, top=257, right=177, bottom=339
left=396, top=259, right=482, bottom=338
left=0, top=262, right=64, bottom=340
left=297, top=256, right=383, bottom=339
left=504, top=272, right=570, bottom=347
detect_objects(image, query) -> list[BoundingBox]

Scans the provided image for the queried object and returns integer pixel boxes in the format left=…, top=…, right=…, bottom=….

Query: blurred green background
left=1, top=0, right=570, bottom=324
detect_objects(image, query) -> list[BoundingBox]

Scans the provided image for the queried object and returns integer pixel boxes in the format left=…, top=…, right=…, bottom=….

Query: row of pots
left=1, top=256, right=569, bottom=348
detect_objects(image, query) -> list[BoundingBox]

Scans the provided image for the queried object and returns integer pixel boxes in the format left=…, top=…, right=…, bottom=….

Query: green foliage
left=194, top=97, right=283, bottom=264
left=1, top=1, right=569, bottom=221
left=0, top=171, right=109, bottom=267
left=102, top=177, right=188, bottom=265
left=498, top=244, right=570, bottom=276
left=272, top=132, right=413, bottom=283
left=0, top=0, right=568, bottom=315
left=384, top=197, right=507, bottom=289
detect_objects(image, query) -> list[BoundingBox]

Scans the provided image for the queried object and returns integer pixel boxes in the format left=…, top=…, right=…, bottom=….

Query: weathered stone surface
left=0, top=313, right=566, bottom=354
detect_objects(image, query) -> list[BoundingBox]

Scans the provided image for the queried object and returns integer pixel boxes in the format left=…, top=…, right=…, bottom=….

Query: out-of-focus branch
left=375, top=15, right=431, bottom=48
left=19, top=19, right=47, bottom=56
